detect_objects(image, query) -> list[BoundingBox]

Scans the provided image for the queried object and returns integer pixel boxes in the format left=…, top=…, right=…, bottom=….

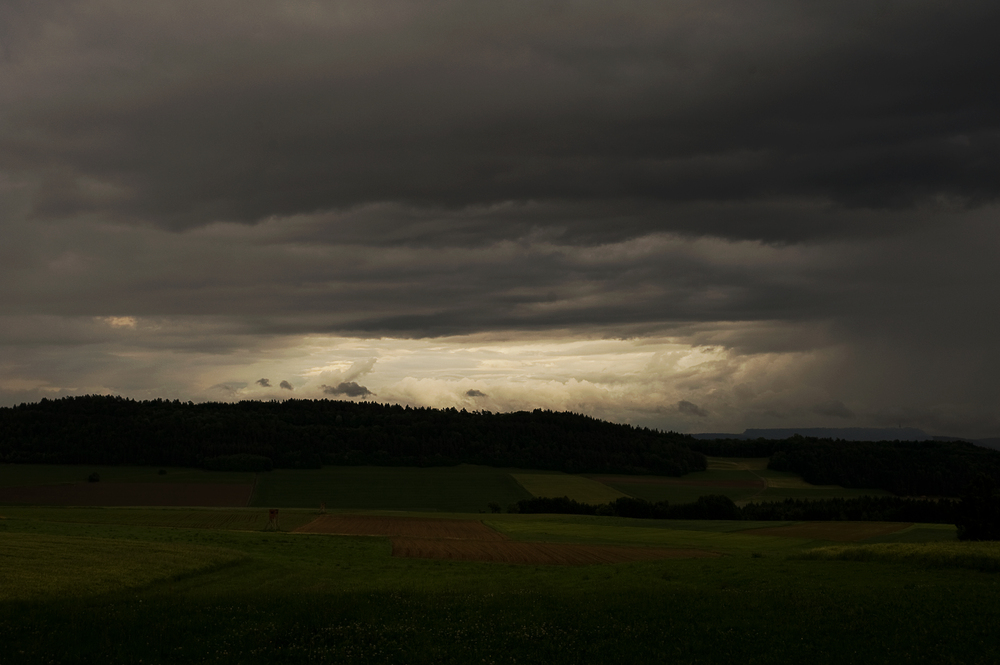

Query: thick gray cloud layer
left=0, top=1, right=997, bottom=436
left=2, top=1, right=997, bottom=236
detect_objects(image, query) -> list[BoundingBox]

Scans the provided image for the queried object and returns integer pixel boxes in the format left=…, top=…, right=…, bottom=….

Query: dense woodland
left=3, top=396, right=1000, bottom=501
left=688, top=436, right=1000, bottom=497
left=0, top=395, right=705, bottom=476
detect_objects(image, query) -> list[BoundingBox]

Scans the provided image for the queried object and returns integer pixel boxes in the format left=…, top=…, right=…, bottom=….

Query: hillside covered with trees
left=0, top=395, right=705, bottom=476
left=688, top=436, right=1000, bottom=497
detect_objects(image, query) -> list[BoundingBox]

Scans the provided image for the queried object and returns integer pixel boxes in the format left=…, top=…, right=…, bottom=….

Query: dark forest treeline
left=513, top=494, right=960, bottom=524
left=687, top=436, right=1000, bottom=497
left=0, top=395, right=705, bottom=476
left=4, top=396, right=1000, bottom=497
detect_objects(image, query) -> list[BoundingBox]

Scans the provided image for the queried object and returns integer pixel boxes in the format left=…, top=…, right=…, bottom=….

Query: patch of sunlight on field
left=706, top=457, right=770, bottom=471
left=487, top=519, right=813, bottom=554
left=510, top=474, right=627, bottom=504
left=755, top=469, right=840, bottom=489
left=0, top=532, right=246, bottom=601
left=797, top=541, right=1000, bottom=572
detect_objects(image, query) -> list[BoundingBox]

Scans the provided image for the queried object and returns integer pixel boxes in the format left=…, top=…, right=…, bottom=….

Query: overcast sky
left=1, top=0, right=997, bottom=437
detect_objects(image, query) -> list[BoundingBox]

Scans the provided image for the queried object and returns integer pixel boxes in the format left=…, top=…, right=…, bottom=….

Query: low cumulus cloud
left=466, top=389, right=487, bottom=397
left=279, top=380, right=293, bottom=391
left=322, top=382, right=374, bottom=398
left=255, top=378, right=271, bottom=388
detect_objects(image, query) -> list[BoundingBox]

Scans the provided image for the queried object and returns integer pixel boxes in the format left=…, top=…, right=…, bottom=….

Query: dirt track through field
left=0, top=483, right=253, bottom=507
left=295, top=515, right=718, bottom=565
left=739, top=521, right=912, bottom=542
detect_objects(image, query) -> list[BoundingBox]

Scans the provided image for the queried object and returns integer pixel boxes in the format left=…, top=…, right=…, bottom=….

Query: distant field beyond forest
left=0, top=458, right=891, bottom=512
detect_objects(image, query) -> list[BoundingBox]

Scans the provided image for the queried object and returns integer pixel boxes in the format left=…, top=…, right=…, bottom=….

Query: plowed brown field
left=392, top=538, right=720, bottom=565
left=0, top=483, right=253, bottom=507
left=739, top=521, right=912, bottom=542
left=295, top=515, right=718, bottom=565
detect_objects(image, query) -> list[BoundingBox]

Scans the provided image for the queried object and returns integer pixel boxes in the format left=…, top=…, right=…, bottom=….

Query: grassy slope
left=250, top=465, right=532, bottom=512
left=0, top=508, right=997, bottom=664
left=0, top=531, right=245, bottom=601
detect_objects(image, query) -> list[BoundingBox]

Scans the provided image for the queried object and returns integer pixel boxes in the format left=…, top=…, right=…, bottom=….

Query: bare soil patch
left=591, top=476, right=764, bottom=489
left=740, top=521, right=912, bottom=542
left=293, top=515, right=507, bottom=540
left=0, top=483, right=253, bottom=507
left=391, top=538, right=720, bottom=565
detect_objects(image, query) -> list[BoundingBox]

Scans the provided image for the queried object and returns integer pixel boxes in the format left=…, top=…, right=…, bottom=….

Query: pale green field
left=706, top=457, right=770, bottom=471
left=510, top=472, right=628, bottom=503
left=798, top=541, right=1000, bottom=572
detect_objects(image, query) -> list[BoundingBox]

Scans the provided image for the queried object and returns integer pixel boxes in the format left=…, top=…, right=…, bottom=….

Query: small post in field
left=265, top=508, right=279, bottom=531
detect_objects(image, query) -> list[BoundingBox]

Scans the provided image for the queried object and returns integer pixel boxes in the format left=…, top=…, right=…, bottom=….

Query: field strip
left=0, top=482, right=255, bottom=507
left=391, top=538, right=721, bottom=565
left=293, top=515, right=508, bottom=540
left=737, top=521, right=913, bottom=542
left=511, top=473, right=628, bottom=503
left=706, top=458, right=770, bottom=471
left=589, top=475, right=764, bottom=488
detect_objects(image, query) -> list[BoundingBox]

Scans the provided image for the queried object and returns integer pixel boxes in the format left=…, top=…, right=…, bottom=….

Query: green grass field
left=1, top=505, right=997, bottom=664
left=0, top=462, right=984, bottom=662
left=250, top=465, right=532, bottom=512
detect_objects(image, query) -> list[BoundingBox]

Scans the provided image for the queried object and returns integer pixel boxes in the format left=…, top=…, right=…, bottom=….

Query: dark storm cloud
left=677, top=400, right=709, bottom=418
left=466, top=389, right=487, bottom=398
left=255, top=378, right=271, bottom=388
left=322, top=382, right=374, bottom=398
left=1, top=1, right=998, bottom=242
left=1, top=1, right=998, bottom=438
left=279, top=380, right=293, bottom=391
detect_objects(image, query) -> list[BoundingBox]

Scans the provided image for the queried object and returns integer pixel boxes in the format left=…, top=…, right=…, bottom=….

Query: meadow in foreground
left=2, top=506, right=999, bottom=664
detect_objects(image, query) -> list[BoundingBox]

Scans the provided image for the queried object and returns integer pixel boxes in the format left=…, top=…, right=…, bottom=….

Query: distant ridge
left=691, top=427, right=1000, bottom=449
left=691, top=427, right=931, bottom=441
